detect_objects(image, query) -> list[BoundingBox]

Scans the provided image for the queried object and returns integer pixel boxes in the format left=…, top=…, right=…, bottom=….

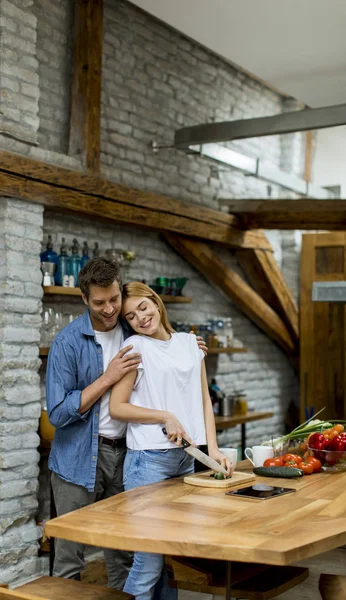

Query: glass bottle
left=68, top=238, right=81, bottom=287
left=40, top=234, right=58, bottom=265
left=216, top=318, right=226, bottom=347
left=92, top=242, right=100, bottom=258
left=80, top=241, right=90, bottom=269
left=55, top=238, right=69, bottom=286
left=224, top=317, right=233, bottom=347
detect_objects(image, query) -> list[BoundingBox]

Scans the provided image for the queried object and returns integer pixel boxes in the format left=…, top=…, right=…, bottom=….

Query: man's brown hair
left=78, top=257, right=123, bottom=299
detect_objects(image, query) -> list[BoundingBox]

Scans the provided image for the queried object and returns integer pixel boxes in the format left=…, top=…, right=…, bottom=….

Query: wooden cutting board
left=184, top=470, right=256, bottom=488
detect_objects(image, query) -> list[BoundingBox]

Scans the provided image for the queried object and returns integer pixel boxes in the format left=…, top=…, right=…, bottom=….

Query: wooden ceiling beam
left=219, top=199, right=346, bottom=230
left=164, top=233, right=297, bottom=359
left=69, top=0, right=103, bottom=173
left=0, top=151, right=270, bottom=249
left=236, top=248, right=299, bottom=345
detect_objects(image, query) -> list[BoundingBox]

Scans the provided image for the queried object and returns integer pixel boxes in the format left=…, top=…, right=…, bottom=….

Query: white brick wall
left=0, top=0, right=39, bottom=144
left=32, top=0, right=73, bottom=153
left=0, top=197, right=44, bottom=586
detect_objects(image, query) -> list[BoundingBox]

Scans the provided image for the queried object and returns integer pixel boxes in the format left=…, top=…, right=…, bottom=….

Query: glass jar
left=234, top=391, right=248, bottom=415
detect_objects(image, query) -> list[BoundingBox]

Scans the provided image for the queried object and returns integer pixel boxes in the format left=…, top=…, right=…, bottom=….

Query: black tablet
left=226, top=484, right=296, bottom=500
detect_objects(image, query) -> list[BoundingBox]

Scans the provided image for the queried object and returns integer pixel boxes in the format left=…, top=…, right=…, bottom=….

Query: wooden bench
left=0, top=576, right=134, bottom=600
left=167, top=556, right=309, bottom=599
left=319, top=574, right=346, bottom=599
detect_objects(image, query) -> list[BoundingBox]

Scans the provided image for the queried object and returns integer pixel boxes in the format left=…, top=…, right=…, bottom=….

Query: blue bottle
left=55, top=238, right=69, bottom=286
left=80, top=241, right=90, bottom=269
left=68, top=238, right=81, bottom=287
left=40, top=234, right=58, bottom=265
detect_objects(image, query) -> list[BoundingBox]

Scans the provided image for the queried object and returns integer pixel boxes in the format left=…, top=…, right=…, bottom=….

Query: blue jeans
left=123, top=448, right=194, bottom=600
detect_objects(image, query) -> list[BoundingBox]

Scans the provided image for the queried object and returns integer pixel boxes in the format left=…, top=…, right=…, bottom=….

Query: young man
left=46, top=257, right=207, bottom=589
left=46, top=258, right=138, bottom=587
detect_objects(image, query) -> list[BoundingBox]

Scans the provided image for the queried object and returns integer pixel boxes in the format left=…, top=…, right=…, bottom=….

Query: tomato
left=263, top=457, right=284, bottom=467
left=306, top=457, right=322, bottom=472
left=282, top=454, right=302, bottom=464
left=308, top=433, right=326, bottom=450
left=284, top=460, right=300, bottom=468
left=299, top=461, right=314, bottom=475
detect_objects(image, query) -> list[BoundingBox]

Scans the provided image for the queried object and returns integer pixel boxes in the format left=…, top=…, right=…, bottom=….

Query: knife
left=162, top=427, right=228, bottom=475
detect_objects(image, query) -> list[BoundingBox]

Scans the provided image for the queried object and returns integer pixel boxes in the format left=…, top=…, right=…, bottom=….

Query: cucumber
left=254, top=466, right=304, bottom=478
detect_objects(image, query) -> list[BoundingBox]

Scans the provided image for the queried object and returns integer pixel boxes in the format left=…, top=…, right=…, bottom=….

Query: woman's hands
left=163, top=413, right=195, bottom=447
left=209, top=448, right=232, bottom=477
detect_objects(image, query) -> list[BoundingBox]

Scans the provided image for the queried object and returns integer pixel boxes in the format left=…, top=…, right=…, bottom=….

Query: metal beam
left=175, top=103, right=346, bottom=147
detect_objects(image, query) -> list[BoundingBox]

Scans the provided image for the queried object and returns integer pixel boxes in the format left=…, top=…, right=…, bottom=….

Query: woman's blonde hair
left=122, top=282, right=175, bottom=334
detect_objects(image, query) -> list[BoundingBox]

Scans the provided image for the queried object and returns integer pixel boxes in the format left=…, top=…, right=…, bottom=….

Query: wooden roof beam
left=69, top=0, right=103, bottom=173
left=0, top=150, right=270, bottom=250
left=236, top=248, right=299, bottom=345
left=164, top=233, right=298, bottom=360
left=219, top=199, right=346, bottom=230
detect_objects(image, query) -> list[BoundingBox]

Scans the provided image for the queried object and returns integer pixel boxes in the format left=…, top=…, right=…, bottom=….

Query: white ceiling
left=129, top=0, right=346, bottom=108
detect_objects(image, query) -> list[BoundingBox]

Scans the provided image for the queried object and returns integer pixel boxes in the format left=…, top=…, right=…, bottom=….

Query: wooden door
left=300, top=232, right=346, bottom=422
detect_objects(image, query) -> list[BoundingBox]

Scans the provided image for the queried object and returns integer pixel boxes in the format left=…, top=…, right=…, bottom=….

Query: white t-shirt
left=94, top=324, right=127, bottom=438
left=120, top=332, right=206, bottom=450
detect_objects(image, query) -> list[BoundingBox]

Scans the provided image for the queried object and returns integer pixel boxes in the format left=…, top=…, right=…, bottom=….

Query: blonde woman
left=109, top=282, right=231, bottom=600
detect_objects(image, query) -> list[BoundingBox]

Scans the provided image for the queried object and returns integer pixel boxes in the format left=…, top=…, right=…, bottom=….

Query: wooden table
left=45, top=465, right=346, bottom=599
left=215, top=410, right=274, bottom=457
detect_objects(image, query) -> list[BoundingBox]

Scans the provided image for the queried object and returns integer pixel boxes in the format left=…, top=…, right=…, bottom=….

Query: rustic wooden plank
left=220, top=199, right=346, bottom=230
left=164, top=234, right=297, bottom=356
left=319, top=573, right=346, bottom=600
left=11, top=576, right=132, bottom=600
left=236, top=249, right=299, bottom=344
left=45, top=469, right=346, bottom=565
left=0, top=150, right=242, bottom=226
left=300, top=232, right=346, bottom=422
left=0, top=158, right=271, bottom=250
left=69, top=0, right=103, bottom=173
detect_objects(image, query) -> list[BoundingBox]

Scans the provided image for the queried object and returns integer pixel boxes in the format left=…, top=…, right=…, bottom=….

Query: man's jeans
left=123, top=448, right=194, bottom=600
left=51, top=440, right=133, bottom=588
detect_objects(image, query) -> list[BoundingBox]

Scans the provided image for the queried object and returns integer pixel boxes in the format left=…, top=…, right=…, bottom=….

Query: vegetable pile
left=263, top=453, right=321, bottom=475
left=261, top=408, right=346, bottom=473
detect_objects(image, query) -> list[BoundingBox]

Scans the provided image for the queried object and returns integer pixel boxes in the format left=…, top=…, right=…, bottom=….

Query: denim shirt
left=46, top=310, right=130, bottom=491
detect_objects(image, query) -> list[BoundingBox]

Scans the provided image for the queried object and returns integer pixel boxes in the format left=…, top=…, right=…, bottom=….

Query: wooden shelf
left=215, top=411, right=274, bottom=429
left=43, top=285, right=82, bottom=296
left=39, top=347, right=50, bottom=357
left=160, top=295, right=191, bottom=304
left=43, top=286, right=192, bottom=303
left=208, top=347, right=248, bottom=354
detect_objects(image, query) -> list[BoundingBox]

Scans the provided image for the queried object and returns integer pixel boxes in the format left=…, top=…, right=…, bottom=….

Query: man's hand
left=105, top=345, right=141, bottom=385
left=190, top=332, right=208, bottom=356
left=163, top=413, right=195, bottom=447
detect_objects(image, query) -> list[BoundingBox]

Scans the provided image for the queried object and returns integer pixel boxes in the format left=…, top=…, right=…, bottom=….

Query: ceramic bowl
left=39, top=409, right=55, bottom=443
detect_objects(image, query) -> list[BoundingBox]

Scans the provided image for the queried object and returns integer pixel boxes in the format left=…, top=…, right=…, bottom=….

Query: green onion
left=275, top=407, right=342, bottom=446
